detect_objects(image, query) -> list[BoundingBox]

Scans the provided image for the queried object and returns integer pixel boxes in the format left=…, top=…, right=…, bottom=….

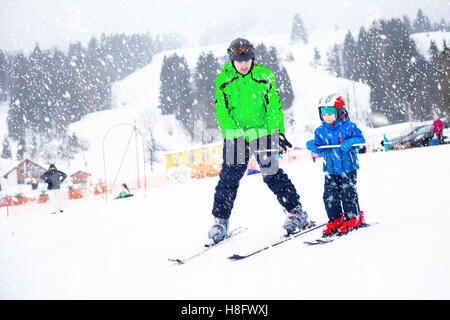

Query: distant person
left=115, top=183, right=133, bottom=199
left=381, top=133, right=390, bottom=151
left=306, top=94, right=365, bottom=236
left=432, top=117, right=444, bottom=144
left=31, top=178, right=38, bottom=190
left=430, top=134, right=440, bottom=146
left=40, top=164, right=67, bottom=214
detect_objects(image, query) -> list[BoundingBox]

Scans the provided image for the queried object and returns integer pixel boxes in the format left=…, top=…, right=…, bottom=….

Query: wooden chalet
left=2, top=159, right=47, bottom=185
left=70, top=170, right=91, bottom=185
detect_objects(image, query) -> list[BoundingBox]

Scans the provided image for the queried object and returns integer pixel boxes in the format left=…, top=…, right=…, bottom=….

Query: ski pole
left=317, top=143, right=366, bottom=149
left=254, top=147, right=305, bottom=153
left=254, top=144, right=366, bottom=153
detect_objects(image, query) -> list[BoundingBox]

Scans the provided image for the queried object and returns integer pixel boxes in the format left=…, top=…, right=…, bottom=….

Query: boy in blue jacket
left=306, top=94, right=365, bottom=236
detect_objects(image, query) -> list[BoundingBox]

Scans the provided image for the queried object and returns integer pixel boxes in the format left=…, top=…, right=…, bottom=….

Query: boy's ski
left=303, top=222, right=378, bottom=246
left=227, top=222, right=326, bottom=261
left=303, top=238, right=334, bottom=246
left=169, top=227, right=247, bottom=265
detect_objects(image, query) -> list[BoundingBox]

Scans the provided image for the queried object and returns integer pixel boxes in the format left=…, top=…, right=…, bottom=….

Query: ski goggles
left=231, top=44, right=253, bottom=56
left=320, top=106, right=337, bottom=115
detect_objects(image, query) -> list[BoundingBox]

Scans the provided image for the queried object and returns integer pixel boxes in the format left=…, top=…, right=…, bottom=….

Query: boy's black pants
left=323, top=171, right=361, bottom=221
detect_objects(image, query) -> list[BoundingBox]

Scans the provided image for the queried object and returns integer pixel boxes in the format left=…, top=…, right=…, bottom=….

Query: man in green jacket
left=208, top=38, right=310, bottom=243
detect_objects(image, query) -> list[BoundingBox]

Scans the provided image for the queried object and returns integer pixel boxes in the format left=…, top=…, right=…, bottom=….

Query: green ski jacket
left=215, top=61, right=285, bottom=142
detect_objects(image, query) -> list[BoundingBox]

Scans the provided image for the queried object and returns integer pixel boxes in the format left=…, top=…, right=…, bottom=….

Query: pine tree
left=159, top=55, right=177, bottom=115
left=16, top=137, right=26, bottom=160
left=290, top=14, right=308, bottom=44
left=269, top=47, right=294, bottom=110
left=428, top=41, right=441, bottom=113
left=436, top=43, right=450, bottom=116
left=0, top=49, right=8, bottom=101
left=1, top=136, right=11, bottom=159
left=402, top=15, right=412, bottom=34
left=174, top=55, right=195, bottom=135
left=254, top=44, right=294, bottom=110
left=313, top=48, right=321, bottom=67
left=429, top=41, right=440, bottom=62
left=66, top=41, right=90, bottom=123
left=409, top=56, right=434, bottom=121
left=28, top=134, right=39, bottom=160
left=435, top=18, right=449, bottom=32
left=355, top=27, right=370, bottom=82
left=327, top=44, right=342, bottom=78
left=28, top=44, right=51, bottom=134
left=413, top=9, right=432, bottom=33
left=193, top=51, right=220, bottom=132
left=49, top=48, right=71, bottom=129
left=7, top=53, right=30, bottom=141
left=342, top=32, right=358, bottom=80
left=158, top=53, right=195, bottom=136
left=277, top=66, right=294, bottom=110
left=254, top=43, right=270, bottom=65
left=86, top=36, right=109, bottom=113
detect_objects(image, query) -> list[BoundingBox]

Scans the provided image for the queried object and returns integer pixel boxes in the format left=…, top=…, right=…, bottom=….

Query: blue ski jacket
left=306, top=119, right=365, bottom=175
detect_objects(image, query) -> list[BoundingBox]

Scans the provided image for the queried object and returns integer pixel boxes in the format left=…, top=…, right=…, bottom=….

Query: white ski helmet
left=317, top=93, right=349, bottom=122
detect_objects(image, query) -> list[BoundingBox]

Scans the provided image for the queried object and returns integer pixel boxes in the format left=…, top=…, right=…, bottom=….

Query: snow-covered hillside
left=410, top=31, right=450, bottom=60
left=1, top=143, right=449, bottom=299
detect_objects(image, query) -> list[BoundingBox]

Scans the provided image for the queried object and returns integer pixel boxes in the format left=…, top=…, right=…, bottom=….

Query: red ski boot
left=322, top=216, right=345, bottom=237
left=338, top=211, right=364, bottom=234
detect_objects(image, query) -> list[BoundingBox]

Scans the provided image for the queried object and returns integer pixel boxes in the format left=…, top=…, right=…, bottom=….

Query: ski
left=169, top=226, right=247, bottom=265
left=227, top=221, right=326, bottom=261
left=303, top=238, right=334, bottom=246
left=303, top=222, right=378, bottom=246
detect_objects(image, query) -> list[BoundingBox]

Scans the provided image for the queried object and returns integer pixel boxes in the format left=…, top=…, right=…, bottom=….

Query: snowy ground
left=1, top=144, right=449, bottom=299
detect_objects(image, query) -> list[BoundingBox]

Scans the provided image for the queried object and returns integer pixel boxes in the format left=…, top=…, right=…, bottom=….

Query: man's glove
left=271, top=131, right=292, bottom=154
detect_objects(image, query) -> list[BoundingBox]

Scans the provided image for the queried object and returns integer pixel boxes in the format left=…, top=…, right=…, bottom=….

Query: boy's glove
left=340, top=138, right=358, bottom=152
left=306, top=139, right=320, bottom=154
left=271, top=131, right=292, bottom=154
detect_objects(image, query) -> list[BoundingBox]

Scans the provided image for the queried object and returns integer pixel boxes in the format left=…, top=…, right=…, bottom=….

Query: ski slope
left=1, top=144, right=450, bottom=299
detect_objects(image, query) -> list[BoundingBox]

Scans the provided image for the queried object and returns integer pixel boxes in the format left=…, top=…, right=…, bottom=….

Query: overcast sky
left=1, top=0, right=449, bottom=53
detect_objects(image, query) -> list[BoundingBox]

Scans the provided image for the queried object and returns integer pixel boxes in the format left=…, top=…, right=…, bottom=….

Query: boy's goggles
left=320, top=106, right=337, bottom=115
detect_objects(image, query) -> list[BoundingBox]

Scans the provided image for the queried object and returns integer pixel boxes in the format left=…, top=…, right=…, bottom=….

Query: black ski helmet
left=227, top=38, right=255, bottom=61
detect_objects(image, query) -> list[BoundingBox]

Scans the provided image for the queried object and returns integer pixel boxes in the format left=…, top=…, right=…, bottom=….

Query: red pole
left=133, top=125, right=147, bottom=198
left=6, top=196, right=10, bottom=217
left=102, top=123, right=148, bottom=201
left=102, top=129, right=109, bottom=204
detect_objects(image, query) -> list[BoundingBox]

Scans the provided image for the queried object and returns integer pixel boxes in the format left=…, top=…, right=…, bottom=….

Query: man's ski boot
left=283, top=204, right=310, bottom=235
left=322, top=215, right=345, bottom=237
left=338, top=211, right=364, bottom=234
left=208, top=217, right=229, bottom=244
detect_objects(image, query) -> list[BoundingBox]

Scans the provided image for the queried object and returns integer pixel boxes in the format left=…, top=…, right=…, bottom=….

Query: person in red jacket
left=432, top=118, right=444, bottom=144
